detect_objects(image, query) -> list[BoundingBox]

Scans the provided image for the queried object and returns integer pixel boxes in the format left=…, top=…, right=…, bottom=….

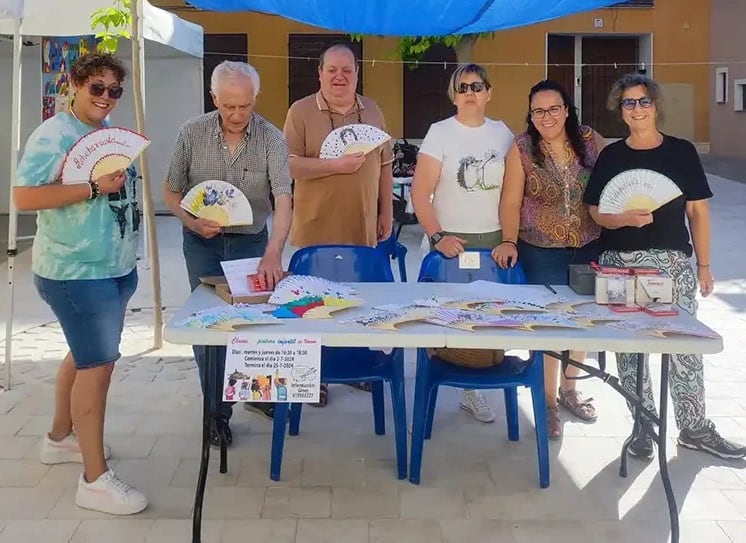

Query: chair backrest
left=289, top=245, right=395, bottom=283
left=417, top=249, right=526, bottom=284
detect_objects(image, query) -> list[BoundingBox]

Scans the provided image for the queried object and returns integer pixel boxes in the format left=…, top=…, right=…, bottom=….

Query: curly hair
left=525, top=79, right=591, bottom=169
left=606, top=73, right=665, bottom=122
left=70, top=52, right=127, bottom=86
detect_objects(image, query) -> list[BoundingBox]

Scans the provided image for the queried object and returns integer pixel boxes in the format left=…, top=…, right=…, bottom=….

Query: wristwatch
left=429, top=231, right=446, bottom=245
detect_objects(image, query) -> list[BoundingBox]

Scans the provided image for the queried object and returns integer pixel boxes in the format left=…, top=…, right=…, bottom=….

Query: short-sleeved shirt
left=283, top=91, right=394, bottom=248
left=166, top=111, right=292, bottom=235
left=419, top=116, right=513, bottom=234
left=515, top=125, right=602, bottom=248
left=14, top=112, right=139, bottom=281
left=583, top=135, right=712, bottom=256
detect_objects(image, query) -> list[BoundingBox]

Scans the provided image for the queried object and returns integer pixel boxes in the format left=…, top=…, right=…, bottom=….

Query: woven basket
left=428, top=347, right=505, bottom=368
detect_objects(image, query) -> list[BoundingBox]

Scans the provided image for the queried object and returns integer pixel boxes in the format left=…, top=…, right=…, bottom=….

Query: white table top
left=164, top=282, right=723, bottom=355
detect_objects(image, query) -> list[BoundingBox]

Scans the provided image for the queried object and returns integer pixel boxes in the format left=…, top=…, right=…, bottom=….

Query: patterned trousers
left=599, top=249, right=706, bottom=432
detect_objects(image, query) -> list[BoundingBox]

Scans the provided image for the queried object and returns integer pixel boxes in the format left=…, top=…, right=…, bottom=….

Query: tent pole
left=130, top=0, right=163, bottom=348
left=3, top=18, right=23, bottom=391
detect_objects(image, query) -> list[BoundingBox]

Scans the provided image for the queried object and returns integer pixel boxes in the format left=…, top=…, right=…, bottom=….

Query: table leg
left=213, top=349, right=228, bottom=474
left=192, top=345, right=218, bottom=543
left=658, top=354, right=679, bottom=543
left=620, top=352, right=646, bottom=478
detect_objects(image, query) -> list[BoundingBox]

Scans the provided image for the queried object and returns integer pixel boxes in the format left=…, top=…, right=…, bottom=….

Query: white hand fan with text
left=180, top=180, right=253, bottom=226
left=598, top=169, right=683, bottom=214
left=61, top=127, right=150, bottom=184
left=319, top=123, right=391, bottom=159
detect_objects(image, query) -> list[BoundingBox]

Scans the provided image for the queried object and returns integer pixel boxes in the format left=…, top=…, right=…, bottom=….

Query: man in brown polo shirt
left=283, top=44, right=394, bottom=406
left=283, top=44, right=394, bottom=248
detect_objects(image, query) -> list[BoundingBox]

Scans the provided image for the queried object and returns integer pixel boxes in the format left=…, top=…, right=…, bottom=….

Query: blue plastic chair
left=269, top=245, right=408, bottom=481
left=410, top=250, right=549, bottom=488
left=376, top=232, right=408, bottom=282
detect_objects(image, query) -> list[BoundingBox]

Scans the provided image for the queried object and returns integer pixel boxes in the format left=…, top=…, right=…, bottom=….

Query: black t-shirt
left=583, top=135, right=712, bottom=256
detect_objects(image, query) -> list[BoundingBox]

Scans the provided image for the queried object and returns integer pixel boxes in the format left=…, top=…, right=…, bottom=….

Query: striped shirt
left=166, top=110, right=292, bottom=235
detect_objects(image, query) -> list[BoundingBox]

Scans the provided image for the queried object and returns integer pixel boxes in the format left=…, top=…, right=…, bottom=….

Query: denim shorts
left=33, top=268, right=138, bottom=369
left=517, top=239, right=600, bottom=286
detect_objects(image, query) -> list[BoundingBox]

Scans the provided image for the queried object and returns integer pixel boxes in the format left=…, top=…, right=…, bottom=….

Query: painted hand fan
left=606, top=319, right=719, bottom=339
left=319, top=123, right=391, bottom=159
left=175, top=306, right=282, bottom=330
left=180, top=180, right=253, bottom=226
left=445, top=299, right=548, bottom=314
left=61, top=127, right=151, bottom=184
left=271, top=296, right=362, bottom=319
left=269, top=275, right=359, bottom=305
left=342, top=307, right=433, bottom=331
left=598, top=169, right=683, bottom=213
left=426, top=309, right=527, bottom=331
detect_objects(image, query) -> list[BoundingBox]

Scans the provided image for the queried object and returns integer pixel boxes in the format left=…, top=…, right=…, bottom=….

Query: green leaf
left=89, top=0, right=132, bottom=53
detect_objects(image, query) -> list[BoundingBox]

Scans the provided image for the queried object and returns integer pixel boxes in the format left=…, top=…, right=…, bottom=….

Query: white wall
left=0, top=37, right=203, bottom=215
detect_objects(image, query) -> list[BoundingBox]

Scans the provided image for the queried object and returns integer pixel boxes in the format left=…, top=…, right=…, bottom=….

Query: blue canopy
left=187, top=0, right=624, bottom=36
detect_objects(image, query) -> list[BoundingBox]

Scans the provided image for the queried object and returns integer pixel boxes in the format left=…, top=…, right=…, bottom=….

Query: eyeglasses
left=530, top=105, right=565, bottom=119
left=88, top=82, right=124, bottom=100
left=457, top=81, right=488, bottom=94
left=621, top=96, right=654, bottom=110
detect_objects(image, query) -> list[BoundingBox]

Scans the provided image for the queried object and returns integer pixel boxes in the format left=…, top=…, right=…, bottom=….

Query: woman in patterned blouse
left=493, top=79, right=606, bottom=439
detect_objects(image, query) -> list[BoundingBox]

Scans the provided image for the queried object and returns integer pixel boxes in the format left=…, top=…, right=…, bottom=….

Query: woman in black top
left=583, top=73, right=744, bottom=461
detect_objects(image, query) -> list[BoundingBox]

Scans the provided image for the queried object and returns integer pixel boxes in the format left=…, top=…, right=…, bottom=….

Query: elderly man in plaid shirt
left=164, top=61, right=293, bottom=448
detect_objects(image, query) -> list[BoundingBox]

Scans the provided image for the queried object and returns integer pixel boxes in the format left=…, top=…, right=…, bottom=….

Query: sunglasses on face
left=621, top=96, right=653, bottom=110
left=88, top=82, right=124, bottom=100
left=457, top=81, right=488, bottom=94
left=530, top=104, right=565, bottom=119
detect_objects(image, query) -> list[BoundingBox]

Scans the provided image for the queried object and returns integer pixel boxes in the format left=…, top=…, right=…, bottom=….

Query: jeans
left=517, top=239, right=600, bottom=286
left=183, top=226, right=268, bottom=420
left=33, top=268, right=138, bottom=368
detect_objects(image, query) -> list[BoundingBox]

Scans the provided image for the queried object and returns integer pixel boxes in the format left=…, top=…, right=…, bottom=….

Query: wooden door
left=202, top=34, right=248, bottom=113
left=581, top=37, right=639, bottom=137
left=287, top=34, right=363, bottom=107
left=546, top=35, right=575, bottom=100
left=403, top=43, right=457, bottom=139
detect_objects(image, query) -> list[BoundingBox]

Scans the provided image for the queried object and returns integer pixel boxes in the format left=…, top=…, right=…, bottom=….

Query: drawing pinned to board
left=60, top=127, right=151, bottom=184
left=319, top=123, right=391, bottom=158
left=180, top=180, right=254, bottom=226
left=41, top=35, right=99, bottom=121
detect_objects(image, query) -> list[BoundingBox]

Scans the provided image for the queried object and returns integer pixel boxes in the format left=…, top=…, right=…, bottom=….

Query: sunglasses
left=457, top=81, right=488, bottom=94
left=621, top=96, right=653, bottom=110
left=88, top=82, right=124, bottom=100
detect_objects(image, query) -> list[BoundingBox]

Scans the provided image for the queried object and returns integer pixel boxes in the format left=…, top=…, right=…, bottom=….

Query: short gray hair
left=606, top=73, right=665, bottom=122
left=319, top=44, right=358, bottom=70
left=447, top=63, right=491, bottom=102
left=210, top=60, right=261, bottom=99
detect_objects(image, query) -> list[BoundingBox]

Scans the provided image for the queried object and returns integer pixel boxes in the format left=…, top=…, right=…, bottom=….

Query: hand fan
left=319, top=123, right=391, bottom=159
left=425, top=309, right=527, bottom=332
left=272, top=296, right=362, bottom=319
left=269, top=275, right=359, bottom=305
left=607, top=319, right=719, bottom=339
left=342, top=307, right=433, bottom=331
left=180, top=180, right=254, bottom=227
left=61, top=127, right=150, bottom=184
left=598, top=169, right=683, bottom=214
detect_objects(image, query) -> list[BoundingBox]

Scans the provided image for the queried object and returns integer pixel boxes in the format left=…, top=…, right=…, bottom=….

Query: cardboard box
left=595, top=274, right=636, bottom=305
left=635, top=275, right=673, bottom=305
left=199, top=276, right=273, bottom=305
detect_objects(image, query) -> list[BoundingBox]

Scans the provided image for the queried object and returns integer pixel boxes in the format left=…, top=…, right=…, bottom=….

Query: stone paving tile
left=1, top=177, right=746, bottom=542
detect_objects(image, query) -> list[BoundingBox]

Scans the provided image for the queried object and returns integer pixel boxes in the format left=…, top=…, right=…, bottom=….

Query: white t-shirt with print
left=419, top=116, right=514, bottom=234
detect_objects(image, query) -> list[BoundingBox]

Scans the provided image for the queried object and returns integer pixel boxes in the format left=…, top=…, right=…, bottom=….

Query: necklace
left=69, top=106, right=103, bottom=128
left=320, top=93, right=362, bottom=130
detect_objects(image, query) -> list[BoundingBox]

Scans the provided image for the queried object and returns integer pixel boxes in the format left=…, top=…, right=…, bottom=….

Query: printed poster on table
left=41, top=35, right=99, bottom=121
left=224, top=333, right=321, bottom=403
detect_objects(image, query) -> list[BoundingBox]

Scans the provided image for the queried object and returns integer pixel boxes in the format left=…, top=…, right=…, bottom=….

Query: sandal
left=557, top=388, right=597, bottom=422
left=547, top=404, right=561, bottom=439
left=346, top=382, right=373, bottom=392
left=309, top=383, right=329, bottom=408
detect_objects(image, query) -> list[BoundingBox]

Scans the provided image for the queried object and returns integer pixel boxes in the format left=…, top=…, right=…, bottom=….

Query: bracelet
left=696, top=263, right=710, bottom=268
left=500, top=240, right=518, bottom=248
left=88, top=180, right=100, bottom=200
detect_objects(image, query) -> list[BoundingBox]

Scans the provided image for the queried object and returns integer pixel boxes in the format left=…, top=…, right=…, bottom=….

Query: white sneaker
left=76, top=470, right=148, bottom=515
left=460, top=390, right=496, bottom=423
left=40, top=433, right=111, bottom=465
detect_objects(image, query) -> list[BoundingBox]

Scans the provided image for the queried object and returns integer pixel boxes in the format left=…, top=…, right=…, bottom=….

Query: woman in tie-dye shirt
left=12, top=53, right=146, bottom=515
left=493, top=80, right=606, bottom=439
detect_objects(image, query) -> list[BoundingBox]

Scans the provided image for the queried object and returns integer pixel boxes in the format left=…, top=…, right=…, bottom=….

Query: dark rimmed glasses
left=530, top=104, right=565, bottom=119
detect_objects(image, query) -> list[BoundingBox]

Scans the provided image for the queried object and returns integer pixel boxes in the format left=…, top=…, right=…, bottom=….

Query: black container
left=569, top=264, right=596, bottom=295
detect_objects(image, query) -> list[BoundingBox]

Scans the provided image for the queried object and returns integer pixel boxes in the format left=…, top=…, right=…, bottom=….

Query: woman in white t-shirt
left=411, top=63, right=515, bottom=423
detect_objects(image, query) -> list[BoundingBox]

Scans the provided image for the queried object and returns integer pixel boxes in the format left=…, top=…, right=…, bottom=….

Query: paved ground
left=1, top=173, right=746, bottom=542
